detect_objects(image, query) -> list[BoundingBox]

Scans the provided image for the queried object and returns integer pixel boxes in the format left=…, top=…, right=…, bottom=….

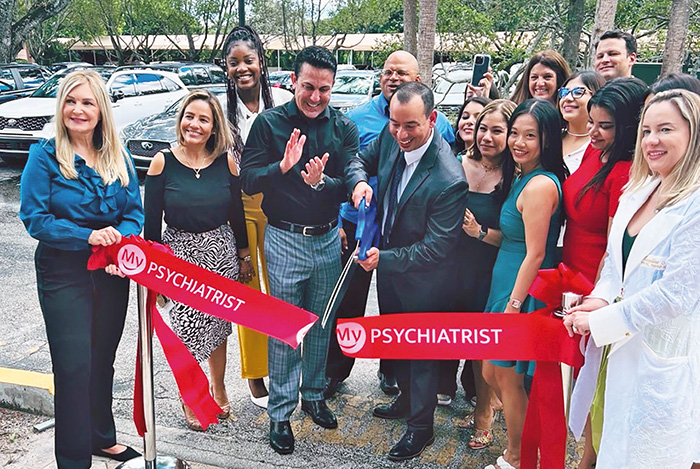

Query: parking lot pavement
left=0, top=163, right=584, bottom=468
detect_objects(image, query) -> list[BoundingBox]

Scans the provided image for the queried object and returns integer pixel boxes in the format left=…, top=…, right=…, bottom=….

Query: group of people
left=17, top=23, right=700, bottom=469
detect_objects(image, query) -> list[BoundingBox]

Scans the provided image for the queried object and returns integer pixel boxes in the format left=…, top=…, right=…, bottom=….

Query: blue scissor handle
left=356, top=197, right=379, bottom=261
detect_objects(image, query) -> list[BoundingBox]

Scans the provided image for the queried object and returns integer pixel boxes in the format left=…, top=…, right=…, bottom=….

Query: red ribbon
left=338, top=263, right=591, bottom=469
left=88, top=235, right=319, bottom=432
left=519, top=264, right=593, bottom=468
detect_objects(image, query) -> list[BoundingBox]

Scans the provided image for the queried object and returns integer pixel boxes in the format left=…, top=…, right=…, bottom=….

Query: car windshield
left=434, top=79, right=467, bottom=95
left=31, top=75, right=62, bottom=97
left=332, top=75, right=372, bottom=95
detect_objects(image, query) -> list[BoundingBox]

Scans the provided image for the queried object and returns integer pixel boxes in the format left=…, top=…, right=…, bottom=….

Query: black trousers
left=393, top=359, right=439, bottom=431
left=437, top=360, right=477, bottom=400
left=35, top=243, right=130, bottom=469
left=326, top=220, right=374, bottom=381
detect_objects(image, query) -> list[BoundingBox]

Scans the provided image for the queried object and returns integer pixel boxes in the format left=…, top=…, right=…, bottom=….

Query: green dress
left=485, top=167, right=562, bottom=375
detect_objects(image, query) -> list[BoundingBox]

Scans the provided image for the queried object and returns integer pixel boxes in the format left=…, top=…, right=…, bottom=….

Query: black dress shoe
left=269, top=421, right=294, bottom=454
left=373, top=397, right=408, bottom=419
left=92, top=445, right=141, bottom=462
left=301, top=399, right=338, bottom=429
left=388, top=429, right=434, bottom=461
left=323, top=376, right=343, bottom=399
left=379, top=372, right=400, bottom=395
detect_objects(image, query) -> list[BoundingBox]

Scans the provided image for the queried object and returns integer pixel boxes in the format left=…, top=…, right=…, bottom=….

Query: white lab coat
left=569, top=177, right=700, bottom=468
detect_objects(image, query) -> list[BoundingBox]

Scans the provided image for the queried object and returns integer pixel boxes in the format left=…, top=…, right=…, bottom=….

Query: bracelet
left=509, top=297, right=522, bottom=309
left=239, top=255, right=252, bottom=263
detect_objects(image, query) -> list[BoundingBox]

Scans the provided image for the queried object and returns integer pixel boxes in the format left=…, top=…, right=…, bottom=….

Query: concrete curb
left=0, top=367, right=54, bottom=416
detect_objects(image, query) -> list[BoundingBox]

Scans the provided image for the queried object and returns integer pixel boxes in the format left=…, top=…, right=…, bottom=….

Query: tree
left=660, top=0, right=690, bottom=75
left=561, top=0, right=586, bottom=68
left=0, top=0, right=74, bottom=62
left=403, top=0, right=417, bottom=55
left=417, top=0, right=437, bottom=87
left=589, top=0, right=619, bottom=64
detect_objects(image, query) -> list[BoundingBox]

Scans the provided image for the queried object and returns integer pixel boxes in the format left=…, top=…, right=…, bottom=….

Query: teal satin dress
left=485, top=167, right=562, bottom=375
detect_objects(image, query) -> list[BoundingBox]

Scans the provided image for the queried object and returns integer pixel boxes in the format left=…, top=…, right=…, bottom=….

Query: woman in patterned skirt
left=144, top=89, right=250, bottom=430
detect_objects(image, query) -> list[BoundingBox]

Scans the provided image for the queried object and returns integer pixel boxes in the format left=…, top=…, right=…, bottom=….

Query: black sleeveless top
left=144, top=150, right=248, bottom=247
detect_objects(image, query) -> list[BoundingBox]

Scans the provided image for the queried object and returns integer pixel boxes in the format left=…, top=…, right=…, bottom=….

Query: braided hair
left=222, top=25, right=275, bottom=132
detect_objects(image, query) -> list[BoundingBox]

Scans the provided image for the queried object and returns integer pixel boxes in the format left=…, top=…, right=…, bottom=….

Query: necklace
left=472, top=160, right=501, bottom=191
left=566, top=129, right=588, bottom=137
left=179, top=149, right=209, bottom=179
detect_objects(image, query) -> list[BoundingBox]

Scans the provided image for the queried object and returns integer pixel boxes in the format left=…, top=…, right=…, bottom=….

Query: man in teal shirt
left=325, top=51, right=455, bottom=398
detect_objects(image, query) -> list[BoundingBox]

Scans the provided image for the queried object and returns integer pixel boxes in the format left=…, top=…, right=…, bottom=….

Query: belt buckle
left=302, top=225, right=314, bottom=236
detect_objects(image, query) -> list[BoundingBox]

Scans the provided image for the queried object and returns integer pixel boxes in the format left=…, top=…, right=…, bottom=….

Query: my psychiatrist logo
left=118, top=244, right=147, bottom=275
left=337, top=322, right=367, bottom=354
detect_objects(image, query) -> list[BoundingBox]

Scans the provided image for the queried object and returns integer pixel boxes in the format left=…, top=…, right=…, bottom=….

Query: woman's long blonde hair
left=627, top=89, right=700, bottom=210
left=175, top=89, right=236, bottom=158
left=54, top=70, right=131, bottom=186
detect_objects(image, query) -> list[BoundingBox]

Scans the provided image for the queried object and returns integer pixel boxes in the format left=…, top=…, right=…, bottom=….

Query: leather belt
left=268, top=218, right=338, bottom=236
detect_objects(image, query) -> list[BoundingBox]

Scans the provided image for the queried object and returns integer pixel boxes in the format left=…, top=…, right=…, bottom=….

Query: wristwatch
left=477, top=226, right=488, bottom=241
left=311, top=175, right=326, bottom=191
left=509, top=298, right=522, bottom=309
left=239, top=254, right=252, bottom=263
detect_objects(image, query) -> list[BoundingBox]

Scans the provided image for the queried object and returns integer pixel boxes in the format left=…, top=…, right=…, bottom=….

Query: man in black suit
left=345, top=81, right=468, bottom=461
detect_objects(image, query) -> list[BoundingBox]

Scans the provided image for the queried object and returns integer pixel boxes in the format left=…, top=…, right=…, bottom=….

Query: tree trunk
left=562, top=0, right=586, bottom=69
left=416, top=0, right=437, bottom=88
left=660, top=0, right=690, bottom=76
left=589, top=0, right=618, bottom=66
left=0, top=0, right=73, bottom=62
left=403, top=0, right=417, bottom=56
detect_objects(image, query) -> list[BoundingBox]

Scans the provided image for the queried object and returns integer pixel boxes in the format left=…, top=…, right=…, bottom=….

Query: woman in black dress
left=455, top=99, right=516, bottom=450
left=144, top=89, right=250, bottom=430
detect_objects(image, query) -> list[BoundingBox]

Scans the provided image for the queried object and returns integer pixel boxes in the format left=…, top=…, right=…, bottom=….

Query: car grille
left=0, top=116, right=51, bottom=131
left=436, top=105, right=461, bottom=127
left=127, top=139, right=171, bottom=157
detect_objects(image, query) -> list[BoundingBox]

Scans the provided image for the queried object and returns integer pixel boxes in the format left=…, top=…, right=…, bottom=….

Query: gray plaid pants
left=264, top=224, right=341, bottom=422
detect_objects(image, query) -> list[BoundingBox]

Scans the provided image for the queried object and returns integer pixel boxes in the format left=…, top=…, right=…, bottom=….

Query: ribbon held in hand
left=89, top=235, right=319, bottom=431
left=88, top=235, right=318, bottom=348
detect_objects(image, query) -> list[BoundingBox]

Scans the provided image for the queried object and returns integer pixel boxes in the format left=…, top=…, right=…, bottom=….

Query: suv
left=0, top=63, right=52, bottom=105
left=0, top=68, right=188, bottom=164
left=117, top=62, right=226, bottom=88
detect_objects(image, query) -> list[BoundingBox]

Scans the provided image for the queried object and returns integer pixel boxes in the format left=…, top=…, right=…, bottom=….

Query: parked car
left=268, top=71, right=293, bottom=93
left=117, top=62, right=226, bottom=88
left=432, top=69, right=472, bottom=125
left=119, top=85, right=227, bottom=171
left=0, top=63, right=52, bottom=105
left=329, top=70, right=380, bottom=114
left=0, top=67, right=188, bottom=164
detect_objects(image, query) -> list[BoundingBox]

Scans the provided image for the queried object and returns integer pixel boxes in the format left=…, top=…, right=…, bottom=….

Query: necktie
left=382, top=151, right=406, bottom=245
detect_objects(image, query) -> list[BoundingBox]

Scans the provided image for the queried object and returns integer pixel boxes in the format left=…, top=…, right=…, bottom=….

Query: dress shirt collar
left=376, top=93, right=390, bottom=117
left=403, top=129, right=434, bottom=166
left=287, top=98, right=331, bottom=122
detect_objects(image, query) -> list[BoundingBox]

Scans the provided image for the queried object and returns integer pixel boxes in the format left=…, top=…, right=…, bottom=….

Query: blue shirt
left=340, top=94, right=455, bottom=224
left=20, top=139, right=144, bottom=251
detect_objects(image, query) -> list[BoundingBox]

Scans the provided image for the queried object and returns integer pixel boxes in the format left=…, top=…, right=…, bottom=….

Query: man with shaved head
left=324, top=51, right=455, bottom=399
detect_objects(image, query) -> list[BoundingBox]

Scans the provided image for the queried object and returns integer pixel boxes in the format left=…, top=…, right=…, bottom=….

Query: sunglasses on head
left=558, top=87, right=589, bottom=100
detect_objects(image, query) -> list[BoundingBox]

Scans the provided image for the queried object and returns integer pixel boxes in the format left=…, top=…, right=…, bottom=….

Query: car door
left=108, top=73, right=139, bottom=128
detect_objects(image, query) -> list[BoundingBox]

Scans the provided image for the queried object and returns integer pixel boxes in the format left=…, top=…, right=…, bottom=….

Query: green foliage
left=319, top=0, right=403, bottom=34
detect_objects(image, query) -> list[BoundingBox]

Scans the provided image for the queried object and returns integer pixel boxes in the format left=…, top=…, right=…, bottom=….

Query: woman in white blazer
left=564, top=89, right=700, bottom=468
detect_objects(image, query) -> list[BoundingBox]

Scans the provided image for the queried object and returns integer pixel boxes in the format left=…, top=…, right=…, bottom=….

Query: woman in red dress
left=562, top=77, right=649, bottom=468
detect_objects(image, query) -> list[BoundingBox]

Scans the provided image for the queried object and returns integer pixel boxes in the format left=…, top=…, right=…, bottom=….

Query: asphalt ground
left=0, top=163, right=584, bottom=468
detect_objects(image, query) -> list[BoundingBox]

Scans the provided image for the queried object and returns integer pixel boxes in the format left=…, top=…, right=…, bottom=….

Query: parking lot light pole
left=116, top=285, right=190, bottom=469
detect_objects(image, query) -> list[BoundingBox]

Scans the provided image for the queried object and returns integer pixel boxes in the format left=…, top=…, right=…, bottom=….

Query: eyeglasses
left=558, top=87, right=589, bottom=100
left=381, top=69, right=411, bottom=78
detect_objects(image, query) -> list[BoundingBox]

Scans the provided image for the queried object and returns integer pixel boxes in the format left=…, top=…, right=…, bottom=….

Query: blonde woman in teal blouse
left=20, top=70, right=143, bottom=468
